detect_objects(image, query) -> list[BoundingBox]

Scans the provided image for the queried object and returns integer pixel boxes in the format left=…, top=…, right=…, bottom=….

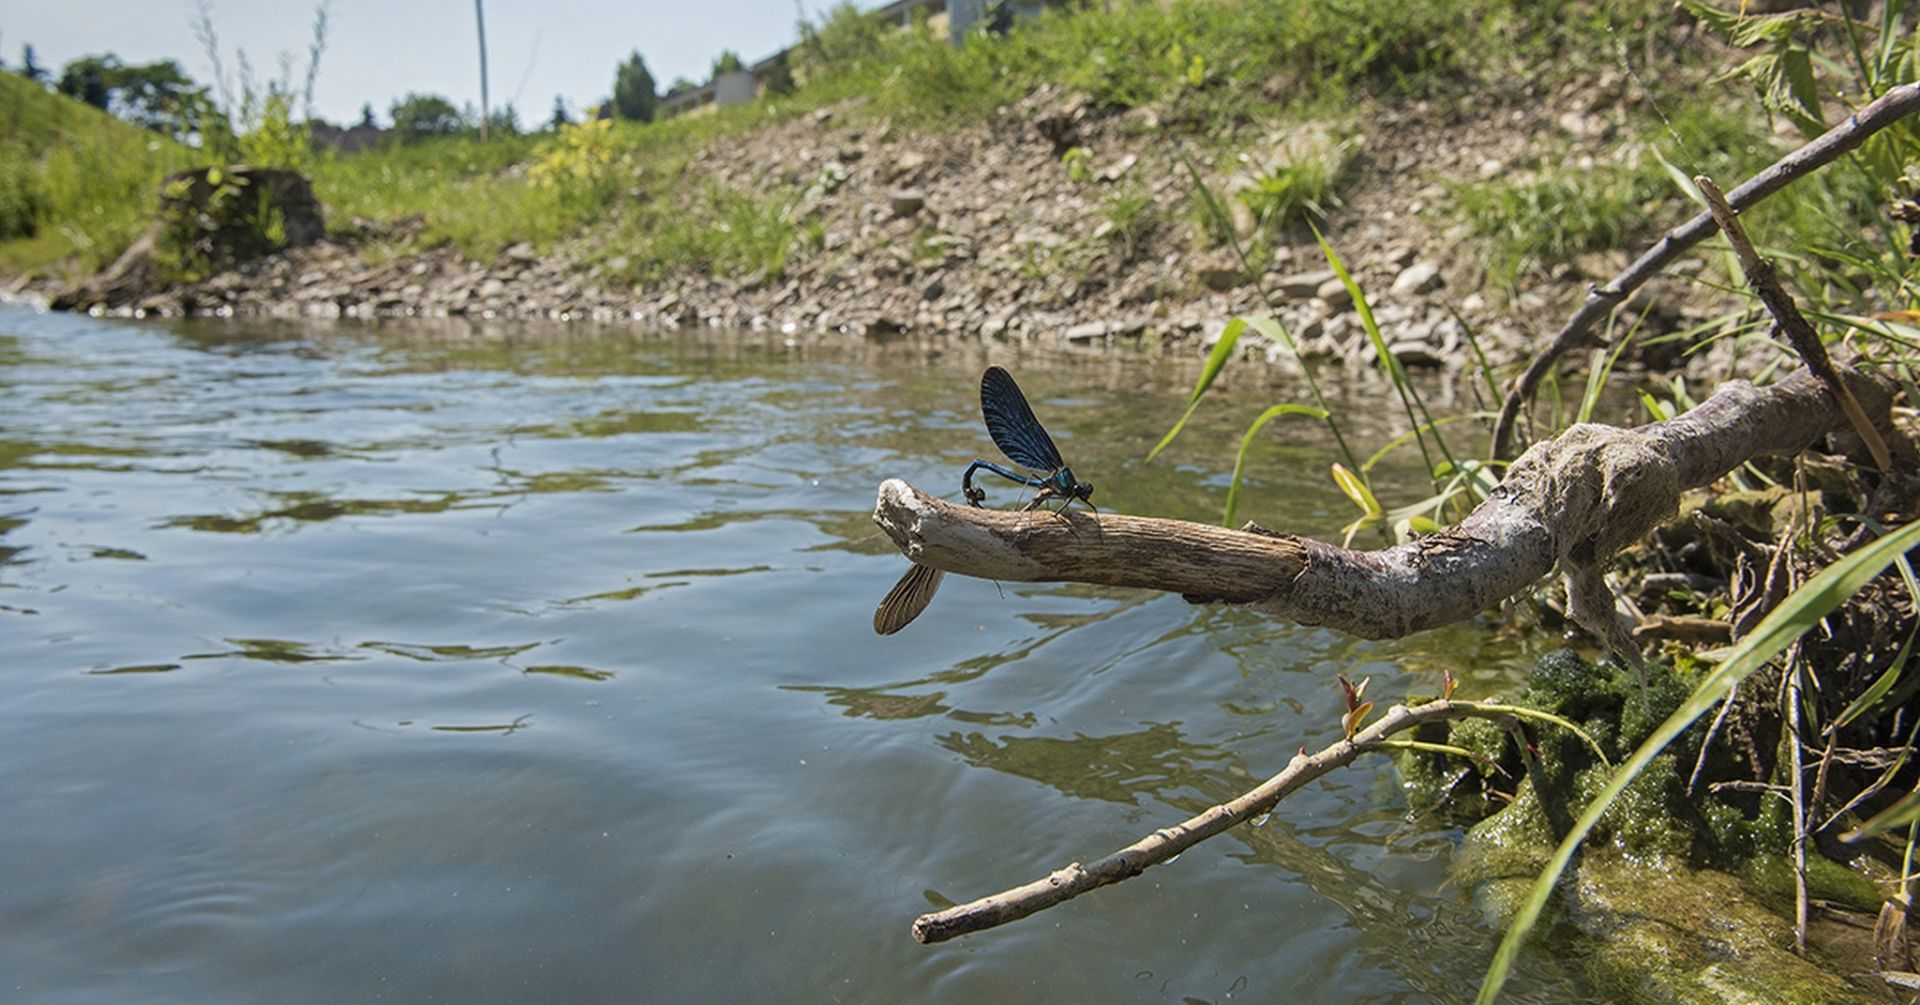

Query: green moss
left=1618, top=661, right=1691, bottom=754
left=1741, top=853, right=1887, bottom=916
left=1457, top=784, right=1557, bottom=890
left=1518, top=647, right=1599, bottom=714
left=1577, top=757, right=1694, bottom=864
left=1448, top=716, right=1509, bottom=768
left=1571, top=857, right=1861, bottom=1005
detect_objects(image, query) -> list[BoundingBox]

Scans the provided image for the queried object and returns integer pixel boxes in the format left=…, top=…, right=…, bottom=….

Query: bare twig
left=1695, top=175, right=1893, bottom=473
left=914, top=699, right=1487, bottom=943
left=1490, top=82, right=1920, bottom=461
left=1633, top=613, right=1733, bottom=644
left=1787, top=649, right=1811, bottom=953
left=1688, top=680, right=1741, bottom=797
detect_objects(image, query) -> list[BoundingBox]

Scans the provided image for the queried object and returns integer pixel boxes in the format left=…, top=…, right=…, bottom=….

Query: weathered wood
left=875, top=369, right=1895, bottom=644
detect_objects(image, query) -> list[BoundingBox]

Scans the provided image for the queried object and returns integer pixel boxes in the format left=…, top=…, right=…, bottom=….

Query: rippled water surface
left=0, top=306, right=1590, bottom=1003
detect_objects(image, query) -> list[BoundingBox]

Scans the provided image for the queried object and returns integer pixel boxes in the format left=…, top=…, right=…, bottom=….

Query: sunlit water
left=0, top=306, right=1591, bottom=1003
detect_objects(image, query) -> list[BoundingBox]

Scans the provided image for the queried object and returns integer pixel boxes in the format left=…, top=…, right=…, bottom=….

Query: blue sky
left=7, top=1, right=828, bottom=124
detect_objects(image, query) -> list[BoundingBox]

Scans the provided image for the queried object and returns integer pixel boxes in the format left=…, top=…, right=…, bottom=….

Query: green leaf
left=1636, top=388, right=1674, bottom=422
left=1312, top=222, right=1448, bottom=481
left=1221, top=403, right=1327, bottom=527
left=1148, top=318, right=1248, bottom=461
left=1330, top=462, right=1382, bottom=518
left=1845, top=781, right=1920, bottom=843
left=1404, top=515, right=1442, bottom=536
left=1478, top=517, right=1920, bottom=1004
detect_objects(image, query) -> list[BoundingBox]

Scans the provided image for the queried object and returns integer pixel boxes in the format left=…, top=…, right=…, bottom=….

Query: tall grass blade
left=1478, top=517, right=1920, bottom=1004
left=1312, top=223, right=1449, bottom=483
left=1222, top=404, right=1327, bottom=527
left=1179, top=162, right=1363, bottom=481
left=1148, top=318, right=1247, bottom=461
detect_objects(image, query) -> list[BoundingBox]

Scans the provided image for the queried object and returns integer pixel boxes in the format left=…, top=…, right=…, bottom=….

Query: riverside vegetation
left=7, top=1, right=1920, bottom=1001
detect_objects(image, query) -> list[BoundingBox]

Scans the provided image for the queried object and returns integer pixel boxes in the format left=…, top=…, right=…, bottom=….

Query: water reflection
left=937, top=722, right=1235, bottom=806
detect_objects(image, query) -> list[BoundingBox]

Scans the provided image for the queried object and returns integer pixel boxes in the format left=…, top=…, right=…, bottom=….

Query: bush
left=0, top=152, right=48, bottom=240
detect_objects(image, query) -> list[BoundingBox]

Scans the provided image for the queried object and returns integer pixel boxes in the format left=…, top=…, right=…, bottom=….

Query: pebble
left=1390, top=262, right=1442, bottom=297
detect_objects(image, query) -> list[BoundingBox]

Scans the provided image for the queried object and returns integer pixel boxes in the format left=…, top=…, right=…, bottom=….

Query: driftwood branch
left=912, top=698, right=1475, bottom=943
left=1489, top=81, right=1920, bottom=461
left=875, top=368, right=1895, bottom=642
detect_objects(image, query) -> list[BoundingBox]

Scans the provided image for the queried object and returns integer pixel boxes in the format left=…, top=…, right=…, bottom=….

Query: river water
left=0, top=305, right=1590, bottom=1003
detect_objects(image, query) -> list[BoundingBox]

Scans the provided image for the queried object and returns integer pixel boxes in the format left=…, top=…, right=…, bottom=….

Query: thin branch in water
left=914, top=699, right=1511, bottom=944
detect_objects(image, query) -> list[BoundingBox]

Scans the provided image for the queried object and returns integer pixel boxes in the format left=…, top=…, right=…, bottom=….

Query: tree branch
left=874, top=369, right=1895, bottom=642
left=1695, top=174, right=1893, bottom=473
left=911, top=698, right=1473, bottom=944
left=1488, top=81, right=1920, bottom=461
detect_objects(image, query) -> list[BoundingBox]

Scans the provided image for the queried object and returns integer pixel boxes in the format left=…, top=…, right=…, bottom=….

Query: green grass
left=793, top=0, right=1626, bottom=131
left=1450, top=99, right=1896, bottom=302
left=0, top=73, right=194, bottom=275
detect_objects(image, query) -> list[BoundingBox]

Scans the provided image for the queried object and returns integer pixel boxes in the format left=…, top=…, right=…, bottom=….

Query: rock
left=1388, top=340, right=1446, bottom=368
left=1272, top=269, right=1337, bottom=299
left=1034, top=112, right=1082, bottom=155
left=1574, top=249, right=1628, bottom=282
left=1557, top=110, right=1610, bottom=139
left=890, top=151, right=929, bottom=184
left=921, top=278, right=945, bottom=301
left=888, top=188, right=926, bottom=218
left=1390, top=261, right=1442, bottom=297
left=1196, top=258, right=1246, bottom=291
left=1315, top=275, right=1352, bottom=309
left=1096, top=154, right=1138, bottom=183
left=505, top=242, right=539, bottom=265
left=1063, top=320, right=1109, bottom=342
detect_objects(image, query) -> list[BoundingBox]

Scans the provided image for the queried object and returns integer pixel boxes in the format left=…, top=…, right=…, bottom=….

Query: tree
left=611, top=50, right=656, bottom=122
left=761, top=52, right=794, bottom=96
left=19, top=44, right=47, bottom=84
left=388, top=92, right=464, bottom=141
left=665, top=77, right=698, bottom=97
left=111, top=59, right=201, bottom=134
left=53, top=54, right=203, bottom=136
left=357, top=102, right=376, bottom=129
left=711, top=50, right=745, bottom=78
left=485, top=103, right=519, bottom=136
left=56, top=54, right=116, bottom=109
left=548, top=95, right=570, bottom=130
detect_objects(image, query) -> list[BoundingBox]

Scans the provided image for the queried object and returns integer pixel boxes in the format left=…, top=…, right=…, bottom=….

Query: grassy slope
left=1, top=0, right=1913, bottom=316
left=0, top=72, right=196, bottom=276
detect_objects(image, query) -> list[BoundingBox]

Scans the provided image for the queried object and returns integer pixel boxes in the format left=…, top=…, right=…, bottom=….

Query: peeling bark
left=874, top=369, right=1896, bottom=642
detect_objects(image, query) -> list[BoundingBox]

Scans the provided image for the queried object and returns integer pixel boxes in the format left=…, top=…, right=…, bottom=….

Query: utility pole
left=475, top=0, right=491, bottom=141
